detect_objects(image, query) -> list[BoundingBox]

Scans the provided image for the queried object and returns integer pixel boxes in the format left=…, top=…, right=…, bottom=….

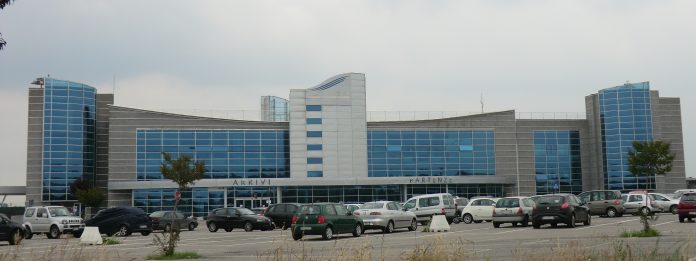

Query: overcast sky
left=0, top=1, right=694, bottom=203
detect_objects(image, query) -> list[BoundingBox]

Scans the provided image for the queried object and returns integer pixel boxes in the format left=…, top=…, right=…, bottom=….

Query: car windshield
left=299, top=205, right=322, bottom=215
left=536, top=196, right=564, bottom=205
left=237, top=208, right=255, bottom=215
left=361, top=203, right=384, bottom=209
left=496, top=198, right=520, bottom=208
left=48, top=207, right=71, bottom=217
left=150, top=211, right=166, bottom=217
left=682, top=194, right=696, bottom=201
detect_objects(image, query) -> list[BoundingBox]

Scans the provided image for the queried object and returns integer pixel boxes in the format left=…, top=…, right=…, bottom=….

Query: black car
left=149, top=211, right=198, bottom=232
left=532, top=194, right=591, bottom=228
left=205, top=208, right=273, bottom=232
left=264, top=203, right=301, bottom=230
left=78, top=207, right=153, bottom=237
left=0, top=214, right=25, bottom=245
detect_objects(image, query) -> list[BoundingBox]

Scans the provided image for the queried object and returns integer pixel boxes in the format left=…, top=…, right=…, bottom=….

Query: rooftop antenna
left=480, top=92, right=484, bottom=113
left=112, top=75, right=116, bottom=93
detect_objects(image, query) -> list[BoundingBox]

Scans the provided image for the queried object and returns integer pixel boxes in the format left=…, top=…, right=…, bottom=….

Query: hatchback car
left=649, top=193, right=679, bottom=214
left=291, top=203, right=364, bottom=240
left=492, top=197, right=535, bottom=228
left=79, top=207, right=152, bottom=237
left=206, top=208, right=273, bottom=232
left=355, top=201, right=417, bottom=233
left=461, top=197, right=499, bottom=224
left=677, top=192, right=696, bottom=223
left=578, top=190, right=624, bottom=217
left=532, top=194, right=591, bottom=228
left=264, top=203, right=301, bottom=230
left=0, top=213, right=25, bottom=245
left=149, top=211, right=198, bottom=232
left=621, top=193, right=657, bottom=216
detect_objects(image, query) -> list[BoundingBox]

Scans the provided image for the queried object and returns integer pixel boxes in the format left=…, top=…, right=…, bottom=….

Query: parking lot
left=1, top=213, right=694, bottom=260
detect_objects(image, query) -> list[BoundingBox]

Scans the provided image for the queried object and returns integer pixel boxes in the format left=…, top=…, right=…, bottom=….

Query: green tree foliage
left=627, top=140, right=675, bottom=233
left=155, top=152, right=205, bottom=257
left=0, top=0, right=15, bottom=50
left=75, top=188, right=106, bottom=209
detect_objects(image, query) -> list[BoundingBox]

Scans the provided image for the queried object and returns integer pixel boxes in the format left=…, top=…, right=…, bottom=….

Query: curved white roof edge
left=307, top=72, right=362, bottom=91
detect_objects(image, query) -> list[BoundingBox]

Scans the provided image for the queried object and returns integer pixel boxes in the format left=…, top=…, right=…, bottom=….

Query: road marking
left=653, top=221, right=676, bottom=227
left=575, top=218, right=637, bottom=230
left=493, top=228, right=531, bottom=235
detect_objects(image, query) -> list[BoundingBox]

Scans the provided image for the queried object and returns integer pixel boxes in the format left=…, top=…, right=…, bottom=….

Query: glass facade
left=534, top=131, right=582, bottom=194
left=134, top=186, right=275, bottom=217
left=136, top=130, right=290, bottom=180
left=281, top=185, right=402, bottom=204
left=42, top=78, right=96, bottom=202
left=368, top=130, right=495, bottom=177
left=260, top=96, right=288, bottom=122
left=405, top=184, right=504, bottom=199
left=599, top=82, right=654, bottom=190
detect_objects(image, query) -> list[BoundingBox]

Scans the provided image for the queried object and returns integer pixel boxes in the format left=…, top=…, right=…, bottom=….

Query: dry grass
left=0, top=238, right=130, bottom=261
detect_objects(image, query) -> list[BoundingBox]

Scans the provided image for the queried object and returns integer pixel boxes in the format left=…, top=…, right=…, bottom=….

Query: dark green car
left=291, top=203, right=364, bottom=240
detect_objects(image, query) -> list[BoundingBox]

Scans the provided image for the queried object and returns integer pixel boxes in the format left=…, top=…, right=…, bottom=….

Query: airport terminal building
left=25, top=73, right=686, bottom=216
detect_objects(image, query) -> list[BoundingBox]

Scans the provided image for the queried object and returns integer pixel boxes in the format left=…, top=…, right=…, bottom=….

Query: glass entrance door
left=234, top=197, right=271, bottom=209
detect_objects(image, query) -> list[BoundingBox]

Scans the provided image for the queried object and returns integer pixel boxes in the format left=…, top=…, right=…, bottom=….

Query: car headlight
left=62, top=220, right=68, bottom=224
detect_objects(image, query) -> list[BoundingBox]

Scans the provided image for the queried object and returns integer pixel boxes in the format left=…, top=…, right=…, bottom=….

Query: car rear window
left=682, top=194, right=696, bottom=201
left=496, top=198, right=520, bottom=208
left=299, top=205, right=322, bottom=215
left=150, top=211, right=165, bottom=217
left=361, top=203, right=384, bottom=209
left=537, top=196, right=565, bottom=205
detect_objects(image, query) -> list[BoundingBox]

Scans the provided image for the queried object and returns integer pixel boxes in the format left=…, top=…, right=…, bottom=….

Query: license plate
left=542, top=216, right=554, bottom=220
left=690, top=212, right=696, bottom=215
left=300, top=227, right=312, bottom=231
left=140, top=225, right=147, bottom=228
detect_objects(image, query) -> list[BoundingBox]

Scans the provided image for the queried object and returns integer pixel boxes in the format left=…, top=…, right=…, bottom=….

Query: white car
left=461, top=197, right=499, bottom=224
left=621, top=194, right=658, bottom=216
left=355, top=201, right=418, bottom=233
left=403, top=193, right=457, bottom=224
left=648, top=193, right=679, bottom=214
left=23, top=206, right=84, bottom=239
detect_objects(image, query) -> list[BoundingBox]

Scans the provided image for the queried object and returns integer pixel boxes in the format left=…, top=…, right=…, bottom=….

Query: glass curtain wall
left=42, top=78, right=96, bottom=202
left=405, top=184, right=504, bottom=199
left=368, top=130, right=495, bottom=177
left=599, top=83, right=654, bottom=190
left=534, top=131, right=582, bottom=194
left=281, top=185, right=401, bottom=204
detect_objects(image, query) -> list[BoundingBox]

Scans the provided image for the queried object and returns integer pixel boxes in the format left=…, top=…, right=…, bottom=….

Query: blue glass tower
left=598, top=82, right=654, bottom=190
left=41, top=78, right=97, bottom=202
left=534, top=130, right=582, bottom=194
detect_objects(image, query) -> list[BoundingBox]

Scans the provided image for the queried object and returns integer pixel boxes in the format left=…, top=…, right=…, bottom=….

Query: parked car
left=264, top=203, right=301, bottom=230
left=460, top=197, right=499, bottom=224
left=621, top=193, right=657, bottom=216
left=205, top=208, right=273, bottom=232
left=532, top=194, right=590, bottom=228
left=355, top=201, right=417, bottom=233
left=345, top=204, right=362, bottom=213
left=250, top=207, right=267, bottom=215
left=403, top=193, right=457, bottom=224
left=492, top=197, right=535, bottom=228
left=577, top=190, right=624, bottom=217
left=677, top=192, right=696, bottom=223
left=0, top=213, right=25, bottom=245
left=22, top=206, right=84, bottom=239
left=291, top=203, right=364, bottom=240
left=78, top=207, right=152, bottom=237
left=648, top=193, right=679, bottom=214
left=149, top=211, right=198, bottom=232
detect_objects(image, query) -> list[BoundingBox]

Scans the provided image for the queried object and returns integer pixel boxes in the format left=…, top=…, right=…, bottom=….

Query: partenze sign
left=408, top=177, right=453, bottom=184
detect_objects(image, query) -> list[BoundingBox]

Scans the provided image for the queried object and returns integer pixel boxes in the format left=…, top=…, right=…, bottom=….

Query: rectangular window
left=307, top=131, right=322, bottom=137
left=306, top=105, right=322, bottom=111
left=387, top=146, right=401, bottom=152
left=306, top=118, right=322, bottom=124
left=307, top=171, right=323, bottom=177
left=307, top=144, right=322, bottom=151
left=307, top=157, right=323, bottom=164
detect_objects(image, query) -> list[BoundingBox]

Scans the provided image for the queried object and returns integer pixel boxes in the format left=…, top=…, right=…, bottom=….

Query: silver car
left=354, top=201, right=418, bottom=233
left=648, top=193, right=679, bottom=214
left=492, top=197, right=535, bottom=228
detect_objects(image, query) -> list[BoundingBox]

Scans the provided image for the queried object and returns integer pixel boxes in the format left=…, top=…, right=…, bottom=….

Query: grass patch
left=621, top=228, right=661, bottom=238
left=102, top=237, right=121, bottom=245
left=147, top=252, right=202, bottom=260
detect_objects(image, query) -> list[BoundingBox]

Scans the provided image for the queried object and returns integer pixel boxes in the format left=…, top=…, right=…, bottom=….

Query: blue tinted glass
left=307, top=171, right=323, bottom=177
left=306, top=118, right=322, bottom=124
left=533, top=130, right=582, bottom=194
left=307, top=144, right=322, bottom=151
left=307, top=131, right=322, bottom=137
left=306, top=105, right=322, bottom=111
left=307, top=157, right=323, bottom=164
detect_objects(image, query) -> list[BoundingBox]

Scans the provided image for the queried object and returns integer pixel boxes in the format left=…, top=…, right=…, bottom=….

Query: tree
left=0, top=0, right=15, bottom=51
left=153, top=152, right=205, bottom=257
left=628, top=140, right=675, bottom=233
left=75, top=188, right=106, bottom=209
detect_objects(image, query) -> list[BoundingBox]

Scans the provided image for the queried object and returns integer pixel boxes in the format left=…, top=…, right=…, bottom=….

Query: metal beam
left=0, top=186, right=26, bottom=196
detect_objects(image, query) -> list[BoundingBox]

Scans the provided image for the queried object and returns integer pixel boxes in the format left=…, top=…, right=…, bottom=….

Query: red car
left=677, top=193, right=696, bottom=223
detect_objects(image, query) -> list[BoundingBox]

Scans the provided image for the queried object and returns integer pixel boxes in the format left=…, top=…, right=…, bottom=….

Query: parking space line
left=653, top=221, right=676, bottom=227
left=493, top=228, right=531, bottom=235
left=575, top=218, right=637, bottom=230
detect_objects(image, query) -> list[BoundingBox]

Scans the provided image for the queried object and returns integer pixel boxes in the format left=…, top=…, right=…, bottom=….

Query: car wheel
left=116, top=225, right=129, bottom=237
left=207, top=222, right=218, bottom=232
left=606, top=208, right=617, bottom=218
left=679, top=216, right=685, bottom=223
left=583, top=214, right=591, bottom=226
left=493, top=222, right=500, bottom=228
left=24, top=227, right=33, bottom=240
left=244, top=222, right=254, bottom=232
left=164, top=224, right=172, bottom=232
left=383, top=221, right=394, bottom=234
left=352, top=224, right=363, bottom=237
left=188, top=222, right=196, bottom=231
left=9, top=229, right=23, bottom=245
left=452, top=217, right=461, bottom=224
left=462, top=214, right=473, bottom=224
left=322, top=226, right=334, bottom=240
left=640, top=207, right=651, bottom=216
left=567, top=214, right=576, bottom=228
left=550, top=223, right=557, bottom=228
left=48, top=225, right=61, bottom=239
left=670, top=205, right=678, bottom=215
left=282, top=223, right=289, bottom=230
left=512, top=222, right=518, bottom=227
left=521, top=215, right=530, bottom=227
left=225, top=228, right=233, bottom=232
left=141, top=231, right=151, bottom=236
left=292, top=230, right=303, bottom=241
left=408, top=219, right=418, bottom=231
left=532, top=222, right=540, bottom=229
left=474, top=220, right=483, bottom=224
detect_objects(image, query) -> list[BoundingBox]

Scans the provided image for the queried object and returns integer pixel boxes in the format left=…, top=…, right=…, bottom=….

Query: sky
left=0, top=1, right=694, bottom=203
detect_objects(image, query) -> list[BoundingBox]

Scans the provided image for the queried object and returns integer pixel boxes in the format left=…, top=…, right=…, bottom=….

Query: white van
left=403, top=193, right=457, bottom=224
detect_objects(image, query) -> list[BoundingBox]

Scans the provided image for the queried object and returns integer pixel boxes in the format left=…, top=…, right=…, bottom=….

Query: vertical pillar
left=276, top=187, right=282, bottom=204
left=401, top=184, right=408, bottom=202
left=223, top=188, right=228, bottom=208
